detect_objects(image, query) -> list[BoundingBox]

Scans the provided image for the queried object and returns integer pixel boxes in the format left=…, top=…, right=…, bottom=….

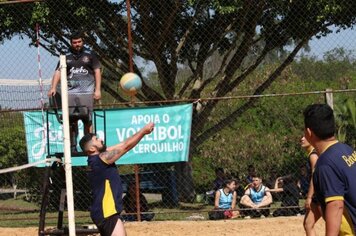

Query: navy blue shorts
left=96, top=214, right=123, bottom=236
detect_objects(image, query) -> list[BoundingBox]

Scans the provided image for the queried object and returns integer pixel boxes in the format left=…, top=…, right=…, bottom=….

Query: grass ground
left=0, top=193, right=305, bottom=227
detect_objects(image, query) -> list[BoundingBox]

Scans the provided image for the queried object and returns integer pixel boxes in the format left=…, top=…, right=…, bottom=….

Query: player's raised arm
left=100, top=122, right=154, bottom=164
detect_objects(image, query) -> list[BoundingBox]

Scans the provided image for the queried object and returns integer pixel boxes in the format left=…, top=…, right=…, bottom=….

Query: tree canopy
left=1, top=0, right=355, bottom=200
left=1, top=0, right=355, bottom=148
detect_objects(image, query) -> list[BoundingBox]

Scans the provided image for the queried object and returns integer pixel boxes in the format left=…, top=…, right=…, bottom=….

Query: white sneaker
left=244, top=216, right=251, bottom=219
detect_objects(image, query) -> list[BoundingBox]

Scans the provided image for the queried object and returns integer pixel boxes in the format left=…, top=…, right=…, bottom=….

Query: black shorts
left=68, top=93, right=93, bottom=122
left=96, top=214, right=123, bottom=236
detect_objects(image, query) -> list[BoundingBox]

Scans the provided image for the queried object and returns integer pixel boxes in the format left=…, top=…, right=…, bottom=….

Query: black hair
left=248, top=164, right=255, bottom=170
left=251, top=173, right=261, bottom=179
left=223, top=179, right=236, bottom=187
left=215, top=167, right=224, bottom=173
left=70, top=31, right=84, bottom=42
left=303, top=104, right=335, bottom=140
left=79, top=133, right=96, bottom=152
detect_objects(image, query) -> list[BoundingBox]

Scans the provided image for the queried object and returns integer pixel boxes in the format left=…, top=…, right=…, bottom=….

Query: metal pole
left=126, top=0, right=141, bottom=222
left=134, top=164, right=141, bottom=221
left=126, top=0, right=134, bottom=72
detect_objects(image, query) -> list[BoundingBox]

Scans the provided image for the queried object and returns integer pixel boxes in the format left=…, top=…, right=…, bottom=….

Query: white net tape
left=0, top=158, right=61, bottom=174
left=0, top=79, right=51, bottom=86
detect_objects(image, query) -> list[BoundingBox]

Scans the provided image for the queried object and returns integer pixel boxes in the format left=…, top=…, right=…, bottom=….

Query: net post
left=38, top=164, right=51, bottom=236
left=59, top=54, right=76, bottom=235
left=325, top=88, right=334, bottom=109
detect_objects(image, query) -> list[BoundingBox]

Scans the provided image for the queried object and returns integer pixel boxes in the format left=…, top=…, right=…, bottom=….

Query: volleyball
left=120, top=72, right=142, bottom=95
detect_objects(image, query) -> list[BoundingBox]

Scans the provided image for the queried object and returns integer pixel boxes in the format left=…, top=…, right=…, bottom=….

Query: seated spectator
left=265, top=170, right=279, bottom=189
left=297, top=164, right=310, bottom=198
left=234, top=178, right=245, bottom=202
left=213, top=167, right=226, bottom=191
left=206, top=167, right=227, bottom=204
left=208, top=179, right=239, bottom=220
left=240, top=174, right=273, bottom=218
left=269, top=175, right=300, bottom=217
left=228, top=172, right=244, bottom=199
left=265, top=170, right=281, bottom=201
left=122, top=182, right=155, bottom=222
left=245, top=164, right=256, bottom=185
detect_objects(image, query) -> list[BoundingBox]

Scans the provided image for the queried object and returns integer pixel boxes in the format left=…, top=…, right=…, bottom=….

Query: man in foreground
left=79, top=122, right=154, bottom=236
left=303, top=104, right=356, bottom=235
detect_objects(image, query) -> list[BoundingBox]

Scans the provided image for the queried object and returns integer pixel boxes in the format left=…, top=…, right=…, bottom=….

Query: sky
left=0, top=27, right=355, bottom=81
left=0, top=36, right=58, bottom=81
left=307, top=27, right=356, bottom=59
left=0, top=26, right=355, bottom=109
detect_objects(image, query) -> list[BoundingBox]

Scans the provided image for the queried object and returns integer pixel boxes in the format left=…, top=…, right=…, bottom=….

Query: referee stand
left=38, top=98, right=106, bottom=236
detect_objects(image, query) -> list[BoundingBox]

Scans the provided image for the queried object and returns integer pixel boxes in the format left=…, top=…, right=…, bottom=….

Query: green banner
left=24, top=104, right=193, bottom=166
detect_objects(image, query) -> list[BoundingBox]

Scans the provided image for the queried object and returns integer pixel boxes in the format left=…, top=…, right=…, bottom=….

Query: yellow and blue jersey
left=313, top=142, right=356, bottom=235
left=87, top=155, right=123, bottom=225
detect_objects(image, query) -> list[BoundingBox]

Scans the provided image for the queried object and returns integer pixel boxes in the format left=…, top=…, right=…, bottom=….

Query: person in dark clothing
left=206, top=167, right=227, bottom=204
left=122, top=182, right=155, bottom=222
left=298, top=164, right=310, bottom=198
left=48, top=31, right=102, bottom=152
left=245, top=164, right=256, bottom=185
left=79, top=122, right=154, bottom=236
left=212, top=167, right=226, bottom=191
left=270, top=175, right=300, bottom=217
left=303, top=104, right=356, bottom=235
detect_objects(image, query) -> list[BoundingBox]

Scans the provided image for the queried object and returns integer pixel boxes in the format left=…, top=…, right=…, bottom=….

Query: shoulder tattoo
left=101, top=150, right=119, bottom=161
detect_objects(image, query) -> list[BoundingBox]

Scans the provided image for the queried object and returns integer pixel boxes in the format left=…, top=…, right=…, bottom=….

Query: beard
left=98, top=144, right=107, bottom=153
left=70, top=46, right=84, bottom=57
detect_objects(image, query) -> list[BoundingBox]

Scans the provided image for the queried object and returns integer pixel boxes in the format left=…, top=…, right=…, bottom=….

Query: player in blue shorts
left=79, top=122, right=154, bottom=236
left=303, top=104, right=356, bottom=235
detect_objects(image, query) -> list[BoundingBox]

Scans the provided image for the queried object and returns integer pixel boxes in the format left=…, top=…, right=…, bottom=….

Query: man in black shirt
left=48, top=32, right=102, bottom=152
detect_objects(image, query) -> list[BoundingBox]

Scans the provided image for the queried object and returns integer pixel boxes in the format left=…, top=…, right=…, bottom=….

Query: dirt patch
left=0, top=216, right=325, bottom=236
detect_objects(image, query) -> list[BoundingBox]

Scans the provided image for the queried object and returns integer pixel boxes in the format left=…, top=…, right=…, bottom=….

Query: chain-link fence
left=0, top=0, right=355, bottom=229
